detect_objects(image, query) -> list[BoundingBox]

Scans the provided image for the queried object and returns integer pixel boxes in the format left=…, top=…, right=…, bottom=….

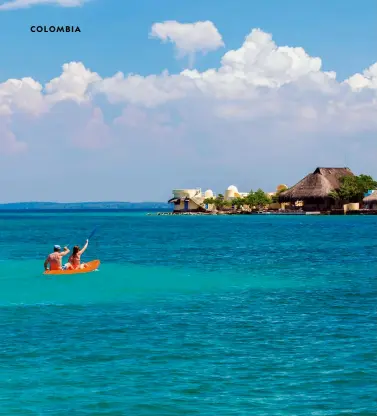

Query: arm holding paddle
left=79, top=240, right=89, bottom=255
left=44, top=247, right=69, bottom=271
left=43, top=227, right=99, bottom=275
left=60, top=247, right=70, bottom=257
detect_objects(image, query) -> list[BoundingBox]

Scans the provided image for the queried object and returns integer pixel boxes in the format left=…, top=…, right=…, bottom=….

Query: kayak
left=44, top=260, right=100, bottom=275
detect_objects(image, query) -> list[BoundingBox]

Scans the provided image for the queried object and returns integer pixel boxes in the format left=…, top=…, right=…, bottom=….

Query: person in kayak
left=44, top=245, right=70, bottom=271
left=64, top=239, right=89, bottom=270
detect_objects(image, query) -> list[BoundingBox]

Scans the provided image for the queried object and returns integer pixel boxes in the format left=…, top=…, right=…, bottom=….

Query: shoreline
left=149, top=209, right=377, bottom=216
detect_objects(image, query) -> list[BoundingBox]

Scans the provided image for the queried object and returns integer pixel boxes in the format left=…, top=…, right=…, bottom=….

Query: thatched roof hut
left=363, top=190, right=377, bottom=204
left=279, top=167, right=354, bottom=202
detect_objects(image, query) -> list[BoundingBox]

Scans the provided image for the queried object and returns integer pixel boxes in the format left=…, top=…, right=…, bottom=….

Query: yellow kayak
left=44, top=260, right=100, bottom=275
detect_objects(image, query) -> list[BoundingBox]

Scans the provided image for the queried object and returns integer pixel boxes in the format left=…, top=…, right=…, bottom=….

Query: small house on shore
left=278, top=167, right=354, bottom=211
left=363, top=190, right=377, bottom=210
left=168, top=189, right=214, bottom=213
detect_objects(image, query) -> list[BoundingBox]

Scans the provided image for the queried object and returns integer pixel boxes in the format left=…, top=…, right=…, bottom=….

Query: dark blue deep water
left=0, top=212, right=376, bottom=415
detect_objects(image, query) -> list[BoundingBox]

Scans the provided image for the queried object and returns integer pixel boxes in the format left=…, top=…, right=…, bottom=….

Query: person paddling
left=64, top=239, right=89, bottom=270
left=44, top=245, right=70, bottom=271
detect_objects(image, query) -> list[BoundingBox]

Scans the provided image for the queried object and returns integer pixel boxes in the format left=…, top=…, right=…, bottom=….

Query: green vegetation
left=203, top=197, right=215, bottom=206
left=204, top=194, right=231, bottom=210
left=241, top=189, right=272, bottom=210
left=329, top=174, right=377, bottom=203
left=232, top=197, right=245, bottom=209
left=204, top=189, right=272, bottom=211
left=253, top=189, right=272, bottom=209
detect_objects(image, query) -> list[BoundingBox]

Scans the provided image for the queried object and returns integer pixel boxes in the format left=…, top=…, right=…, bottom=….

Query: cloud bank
left=0, top=23, right=376, bottom=201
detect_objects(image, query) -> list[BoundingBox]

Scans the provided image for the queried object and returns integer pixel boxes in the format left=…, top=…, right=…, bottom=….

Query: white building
left=224, top=185, right=249, bottom=200
left=168, top=188, right=216, bottom=212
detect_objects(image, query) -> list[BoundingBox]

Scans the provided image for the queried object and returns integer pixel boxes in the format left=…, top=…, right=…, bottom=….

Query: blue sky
left=2, top=0, right=376, bottom=81
left=0, top=0, right=376, bottom=202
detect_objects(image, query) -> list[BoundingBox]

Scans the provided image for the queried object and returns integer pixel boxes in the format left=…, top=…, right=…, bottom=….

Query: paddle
left=87, top=225, right=98, bottom=241
left=44, top=226, right=99, bottom=276
left=66, top=225, right=98, bottom=248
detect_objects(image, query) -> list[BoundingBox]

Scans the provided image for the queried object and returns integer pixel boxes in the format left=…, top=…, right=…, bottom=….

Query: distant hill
left=0, top=202, right=170, bottom=210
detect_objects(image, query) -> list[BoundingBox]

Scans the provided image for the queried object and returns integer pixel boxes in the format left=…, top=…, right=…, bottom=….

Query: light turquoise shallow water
left=0, top=212, right=376, bottom=415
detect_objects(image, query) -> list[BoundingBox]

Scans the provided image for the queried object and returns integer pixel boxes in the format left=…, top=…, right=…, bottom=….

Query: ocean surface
left=0, top=211, right=376, bottom=415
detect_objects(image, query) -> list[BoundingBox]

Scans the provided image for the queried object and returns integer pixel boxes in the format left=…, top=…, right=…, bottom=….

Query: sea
left=0, top=210, right=375, bottom=415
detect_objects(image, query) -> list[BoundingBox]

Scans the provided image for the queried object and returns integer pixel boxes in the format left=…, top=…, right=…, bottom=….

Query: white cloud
left=344, top=62, right=377, bottom=91
left=150, top=20, right=224, bottom=57
left=0, top=0, right=86, bottom=10
left=0, top=62, right=99, bottom=116
left=0, top=77, right=45, bottom=115
left=181, top=28, right=332, bottom=91
left=95, top=71, right=192, bottom=107
left=0, top=22, right=376, bottom=196
left=44, top=62, right=101, bottom=105
left=3, top=26, right=376, bottom=118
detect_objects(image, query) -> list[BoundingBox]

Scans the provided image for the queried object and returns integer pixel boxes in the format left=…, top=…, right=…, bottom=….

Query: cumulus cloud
left=44, top=62, right=101, bottom=105
left=0, top=0, right=86, bottom=10
left=150, top=20, right=224, bottom=58
left=181, top=28, right=335, bottom=91
left=95, top=71, right=193, bottom=107
left=0, top=62, right=100, bottom=117
left=1, top=26, right=376, bottom=127
left=344, top=62, right=377, bottom=91
left=0, top=77, right=45, bottom=115
left=0, top=23, right=376, bottom=200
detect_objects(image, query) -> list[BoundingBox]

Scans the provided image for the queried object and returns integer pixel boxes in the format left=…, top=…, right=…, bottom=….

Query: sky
left=0, top=0, right=376, bottom=202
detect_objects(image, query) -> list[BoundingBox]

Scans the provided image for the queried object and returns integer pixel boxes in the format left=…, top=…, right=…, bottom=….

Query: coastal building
left=224, top=185, right=249, bottom=201
left=276, top=184, right=288, bottom=193
left=278, top=167, right=354, bottom=212
left=168, top=188, right=215, bottom=212
left=169, top=184, right=285, bottom=213
left=168, top=185, right=250, bottom=212
left=363, top=190, right=377, bottom=210
left=268, top=184, right=289, bottom=210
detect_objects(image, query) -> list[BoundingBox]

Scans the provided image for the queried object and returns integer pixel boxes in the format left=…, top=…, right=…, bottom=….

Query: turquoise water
left=0, top=212, right=376, bottom=415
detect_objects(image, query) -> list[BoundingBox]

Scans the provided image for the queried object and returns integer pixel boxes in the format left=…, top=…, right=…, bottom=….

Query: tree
left=331, top=175, right=377, bottom=203
left=215, top=196, right=231, bottom=210
left=214, top=194, right=225, bottom=210
left=358, top=175, right=377, bottom=193
left=203, top=197, right=215, bottom=207
left=243, top=189, right=271, bottom=210
left=328, top=190, right=340, bottom=200
left=254, top=188, right=272, bottom=209
left=232, top=197, right=246, bottom=209
left=204, top=195, right=230, bottom=210
left=244, top=189, right=255, bottom=208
